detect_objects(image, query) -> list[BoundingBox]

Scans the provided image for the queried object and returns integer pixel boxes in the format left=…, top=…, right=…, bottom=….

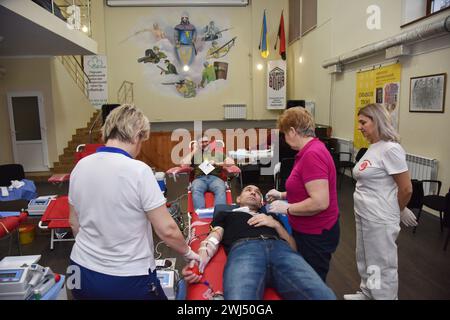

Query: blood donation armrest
left=223, top=165, right=241, bottom=175
left=48, top=174, right=70, bottom=184
left=166, top=166, right=193, bottom=176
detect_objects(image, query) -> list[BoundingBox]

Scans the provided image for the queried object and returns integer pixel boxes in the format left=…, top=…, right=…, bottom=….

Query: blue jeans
left=192, top=175, right=226, bottom=209
left=223, top=239, right=336, bottom=300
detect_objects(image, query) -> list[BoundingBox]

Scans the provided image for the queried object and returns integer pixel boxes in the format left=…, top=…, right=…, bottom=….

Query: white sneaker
left=343, top=291, right=370, bottom=300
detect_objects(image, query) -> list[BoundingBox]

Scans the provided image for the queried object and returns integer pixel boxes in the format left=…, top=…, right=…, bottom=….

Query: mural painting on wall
left=124, top=11, right=237, bottom=99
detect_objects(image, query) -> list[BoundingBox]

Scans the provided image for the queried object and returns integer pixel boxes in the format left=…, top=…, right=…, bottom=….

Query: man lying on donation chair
left=182, top=185, right=336, bottom=300
left=180, top=135, right=235, bottom=210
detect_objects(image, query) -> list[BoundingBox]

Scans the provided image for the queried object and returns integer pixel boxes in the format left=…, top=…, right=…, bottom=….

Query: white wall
left=250, top=0, right=290, bottom=120
left=0, top=58, right=55, bottom=166
left=287, top=21, right=333, bottom=125
left=0, top=57, right=96, bottom=167
left=330, top=0, right=403, bottom=56
left=402, top=0, right=428, bottom=25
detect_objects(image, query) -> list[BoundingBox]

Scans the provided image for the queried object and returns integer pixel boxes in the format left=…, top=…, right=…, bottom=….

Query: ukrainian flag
left=259, top=10, right=269, bottom=58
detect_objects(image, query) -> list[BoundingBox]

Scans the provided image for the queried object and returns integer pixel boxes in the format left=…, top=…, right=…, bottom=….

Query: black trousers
left=292, top=220, right=340, bottom=282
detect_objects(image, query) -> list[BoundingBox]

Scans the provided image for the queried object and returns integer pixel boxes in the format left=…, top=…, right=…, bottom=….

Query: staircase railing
left=59, top=55, right=91, bottom=98
left=118, top=81, right=134, bottom=105
left=89, top=111, right=103, bottom=143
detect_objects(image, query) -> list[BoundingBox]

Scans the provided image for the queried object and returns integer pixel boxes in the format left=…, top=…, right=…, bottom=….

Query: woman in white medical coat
left=344, top=103, right=416, bottom=300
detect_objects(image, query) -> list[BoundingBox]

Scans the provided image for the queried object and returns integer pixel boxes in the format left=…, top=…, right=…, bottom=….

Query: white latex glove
left=266, top=189, right=282, bottom=203
left=198, top=239, right=218, bottom=273
left=183, top=246, right=200, bottom=262
left=269, top=200, right=289, bottom=215
left=400, top=207, right=418, bottom=227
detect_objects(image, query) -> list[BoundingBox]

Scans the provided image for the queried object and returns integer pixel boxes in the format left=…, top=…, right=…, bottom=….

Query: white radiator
left=406, top=153, right=438, bottom=194
left=224, top=104, right=247, bottom=120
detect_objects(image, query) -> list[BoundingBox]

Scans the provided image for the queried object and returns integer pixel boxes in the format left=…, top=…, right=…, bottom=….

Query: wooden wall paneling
left=137, top=129, right=273, bottom=171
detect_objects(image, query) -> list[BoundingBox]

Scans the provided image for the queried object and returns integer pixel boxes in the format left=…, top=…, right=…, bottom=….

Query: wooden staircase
left=52, top=110, right=103, bottom=174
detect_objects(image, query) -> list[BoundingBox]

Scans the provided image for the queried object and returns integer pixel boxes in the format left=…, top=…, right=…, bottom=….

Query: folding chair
left=38, top=196, right=74, bottom=250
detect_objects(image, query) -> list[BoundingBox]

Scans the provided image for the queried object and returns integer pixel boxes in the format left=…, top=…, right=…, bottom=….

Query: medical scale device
left=0, top=255, right=59, bottom=300
left=155, top=258, right=177, bottom=300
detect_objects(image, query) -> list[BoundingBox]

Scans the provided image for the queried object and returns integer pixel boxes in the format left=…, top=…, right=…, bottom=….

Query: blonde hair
left=102, top=104, right=150, bottom=143
left=277, top=107, right=315, bottom=137
left=358, top=103, right=400, bottom=143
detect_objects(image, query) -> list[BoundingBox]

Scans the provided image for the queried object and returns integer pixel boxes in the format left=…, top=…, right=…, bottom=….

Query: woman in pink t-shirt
left=267, top=107, right=340, bottom=282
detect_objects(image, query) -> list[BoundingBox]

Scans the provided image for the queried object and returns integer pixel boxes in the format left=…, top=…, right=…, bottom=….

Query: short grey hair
left=102, top=104, right=150, bottom=143
left=358, top=103, right=400, bottom=143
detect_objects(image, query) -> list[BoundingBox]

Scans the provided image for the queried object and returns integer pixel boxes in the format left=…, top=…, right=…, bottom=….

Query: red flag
left=275, top=11, right=286, bottom=60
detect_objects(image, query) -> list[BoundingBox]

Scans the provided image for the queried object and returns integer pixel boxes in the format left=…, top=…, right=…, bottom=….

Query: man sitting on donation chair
left=181, top=135, right=235, bottom=210
left=183, top=185, right=336, bottom=300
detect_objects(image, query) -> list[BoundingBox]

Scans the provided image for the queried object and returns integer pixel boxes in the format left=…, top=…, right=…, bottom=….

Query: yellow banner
left=353, top=63, right=402, bottom=149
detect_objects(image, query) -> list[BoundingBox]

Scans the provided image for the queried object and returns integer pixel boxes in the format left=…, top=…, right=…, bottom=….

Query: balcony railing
left=31, top=0, right=92, bottom=37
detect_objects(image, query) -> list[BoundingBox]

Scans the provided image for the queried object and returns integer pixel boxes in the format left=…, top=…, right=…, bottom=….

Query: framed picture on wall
left=409, top=73, right=446, bottom=113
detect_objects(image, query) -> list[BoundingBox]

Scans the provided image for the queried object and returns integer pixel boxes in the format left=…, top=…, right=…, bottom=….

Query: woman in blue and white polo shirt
left=68, top=104, right=198, bottom=300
